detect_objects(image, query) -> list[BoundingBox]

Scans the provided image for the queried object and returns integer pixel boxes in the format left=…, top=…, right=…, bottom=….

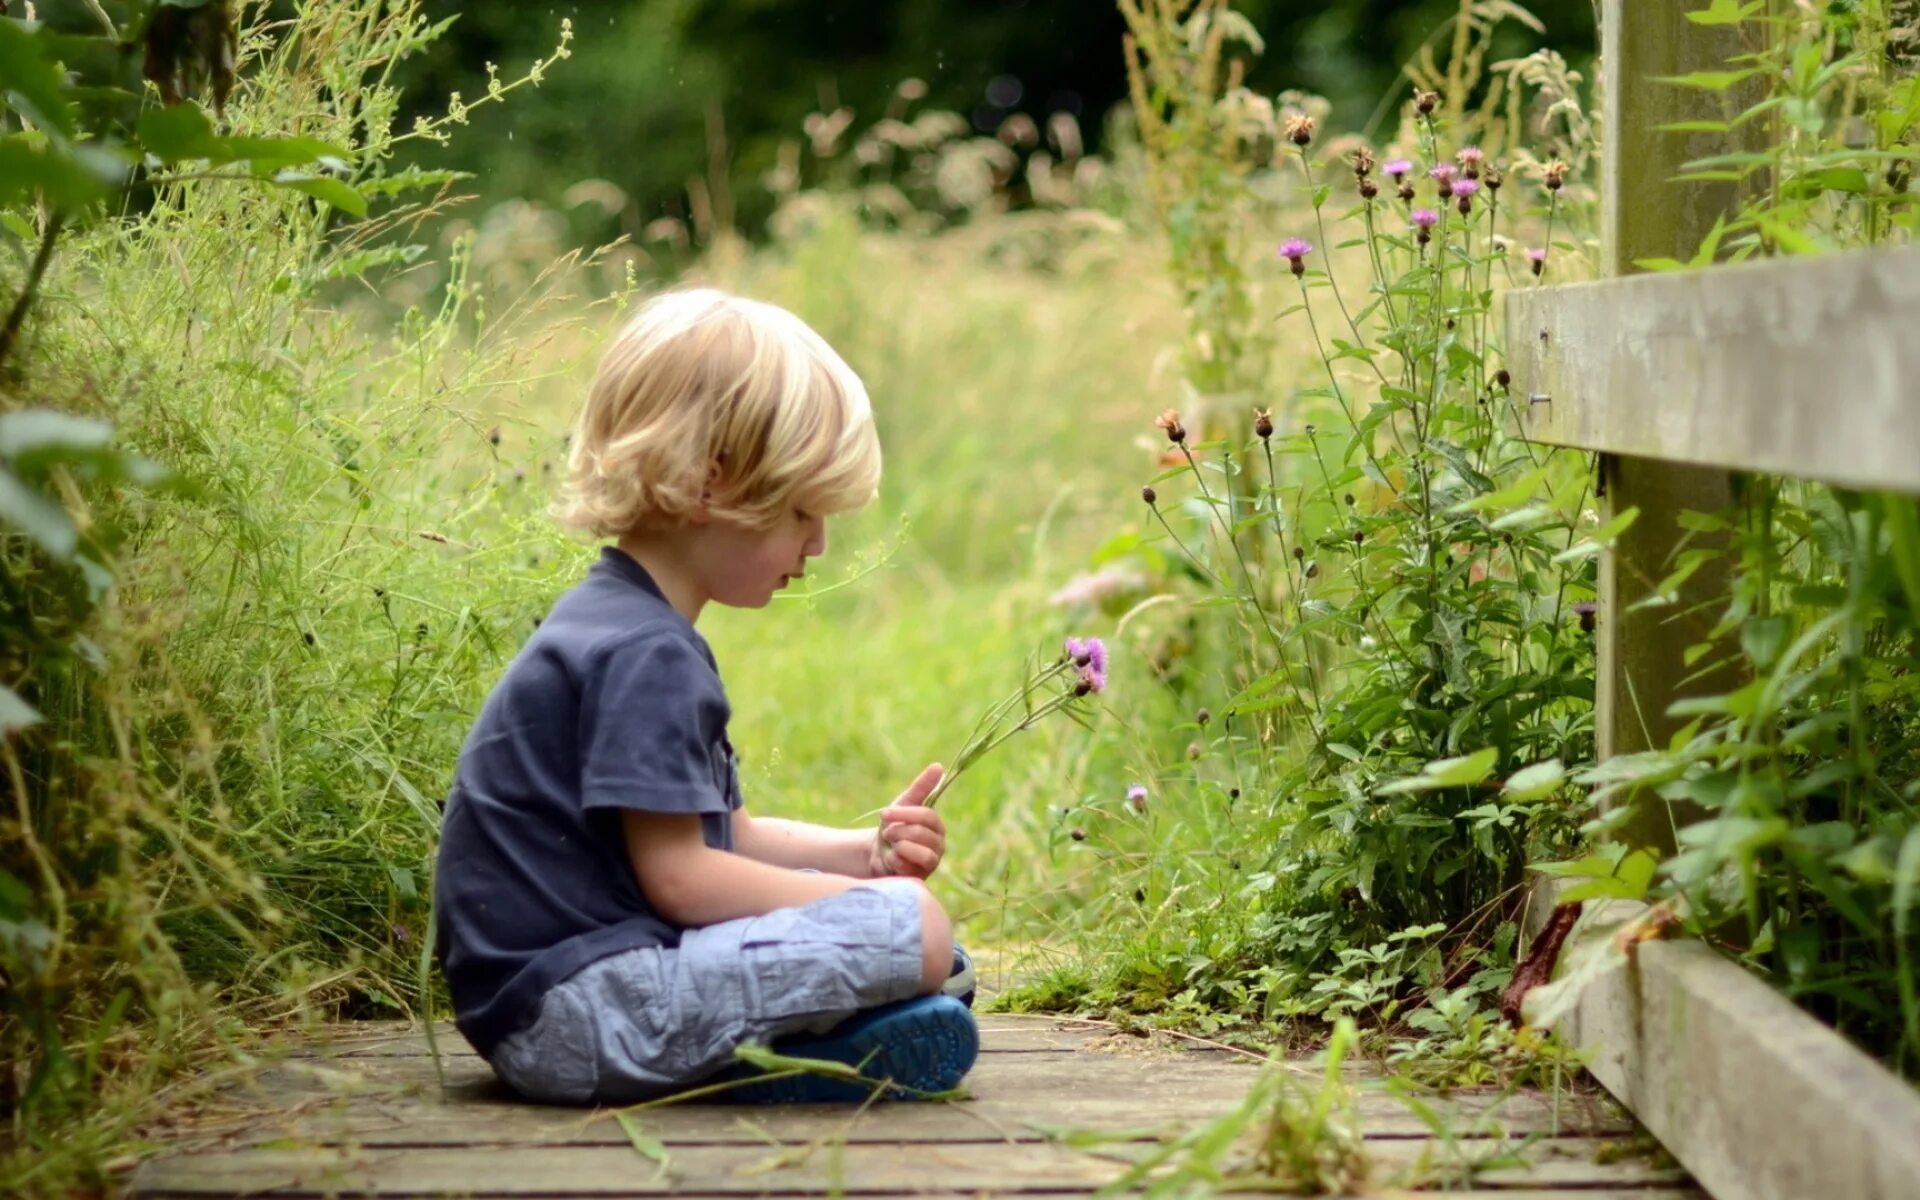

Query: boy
left=434, top=288, right=979, bottom=1106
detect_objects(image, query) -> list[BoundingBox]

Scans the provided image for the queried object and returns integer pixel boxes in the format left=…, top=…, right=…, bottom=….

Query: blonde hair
left=557, top=288, right=881, bottom=536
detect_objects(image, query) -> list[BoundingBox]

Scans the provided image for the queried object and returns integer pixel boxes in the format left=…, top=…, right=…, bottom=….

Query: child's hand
left=869, top=763, right=946, bottom=878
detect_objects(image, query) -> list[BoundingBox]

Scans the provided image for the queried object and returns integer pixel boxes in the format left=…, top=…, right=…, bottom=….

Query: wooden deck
left=129, top=1015, right=1701, bottom=1198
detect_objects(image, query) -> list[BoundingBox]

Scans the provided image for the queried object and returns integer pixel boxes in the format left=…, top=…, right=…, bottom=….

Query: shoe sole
left=717, top=996, right=979, bottom=1104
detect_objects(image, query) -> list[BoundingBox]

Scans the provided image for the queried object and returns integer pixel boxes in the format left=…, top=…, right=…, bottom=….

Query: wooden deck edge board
left=1525, top=884, right=1920, bottom=1200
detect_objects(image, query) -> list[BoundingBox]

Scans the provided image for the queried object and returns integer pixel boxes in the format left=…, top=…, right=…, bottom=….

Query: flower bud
left=1359, top=179, right=1379, bottom=200
left=1154, top=408, right=1187, bottom=444
left=1142, top=484, right=1158, bottom=505
left=1070, top=826, right=1087, bottom=841
left=1495, top=368, right=1511, bottom=389
left=1254, top=408, right=1274, bottom=439
left=1415, top=90, right=1438, bottom=116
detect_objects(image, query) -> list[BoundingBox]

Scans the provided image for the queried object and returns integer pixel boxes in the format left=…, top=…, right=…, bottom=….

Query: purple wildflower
left=1573, top=601, right=1597, bottom=632
left=1457, top=146, right=1484, bottom=165
left=1412, top=207, right=1439, bottom=248
left=1126, top=784, right=1148, bottom=813
left=1527, top=246, right=1548, bottom=276
left=1066, top=636, right=1109, bottom=693
left=1429, top=163, right=1457, bottom=185
left=1278, top=238, right=1314, bottom=277
left=1383, top=158, right=1413, bottom=179
left=1452, top=177, right=1481, bottom=213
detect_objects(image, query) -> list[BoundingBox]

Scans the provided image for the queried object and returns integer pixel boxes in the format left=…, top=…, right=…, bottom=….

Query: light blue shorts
left=490, top=881, right=927, bottom=1104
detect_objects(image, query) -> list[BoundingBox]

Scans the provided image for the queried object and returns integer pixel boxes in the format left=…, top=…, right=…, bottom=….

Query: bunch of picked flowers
left=922, top=636, right=1108, bottom=809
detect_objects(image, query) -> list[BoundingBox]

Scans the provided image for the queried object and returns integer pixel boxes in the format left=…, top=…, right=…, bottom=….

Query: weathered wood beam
left=1570, top=0, right=1762, bottom=852
left=1526, top=892, right=1920, bottom=1200
left=1509, top=246, right=1920, bottom=492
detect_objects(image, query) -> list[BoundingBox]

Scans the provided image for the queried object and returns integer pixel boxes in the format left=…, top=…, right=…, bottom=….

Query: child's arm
left=623, top=810, right=881, bottom=927
left=732, top=763, right=947, bottom=879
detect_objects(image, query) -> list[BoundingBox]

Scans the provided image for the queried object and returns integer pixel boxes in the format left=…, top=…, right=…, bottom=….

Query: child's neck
left=614, top=533, right=708, bottom=625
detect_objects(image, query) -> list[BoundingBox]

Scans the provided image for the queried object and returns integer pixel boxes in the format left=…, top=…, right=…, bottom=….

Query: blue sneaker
left=713, top=995, right=978, bottom=1104
left=943, top=946, right=977, bottom=1009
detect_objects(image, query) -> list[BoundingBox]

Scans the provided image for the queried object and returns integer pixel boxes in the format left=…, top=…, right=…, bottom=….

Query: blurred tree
left=393, top=0, right=1595, bottom=242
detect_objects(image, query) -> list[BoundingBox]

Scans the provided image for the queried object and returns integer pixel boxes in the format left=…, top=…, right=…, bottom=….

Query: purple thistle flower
left=1126, top=784, right=1148, bottom=813
left=1428, top=163, right=1457, bottom=185
left=1277, top=238, right=1313, bottom=277
left=1527, top=246, right=1548, bottom=276
left=1065, top=636, right=1091, bottom=666
left=1452, top=177, right=1480, bottom=213
left=1076, top=664, right=1108, bottom=695
left=1411, top=208, right=1439, bottom=230
left=1457, top=146, right=1485, bottom=165
left=1383, top=158, right=1413, bottom=179
left=1086, top=637, right=1108, bottom=677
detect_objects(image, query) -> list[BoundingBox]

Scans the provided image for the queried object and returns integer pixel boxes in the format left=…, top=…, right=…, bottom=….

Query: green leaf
left=0, top=20, right=77, bottom=138
left=1560, top=849, right=1658, bottom=903
left=1802, top=166, right=1870, bottom=194
left=1740, top=614, right=1792, bottom=669
left=613, top=1113, right=671, bottom=1183
left=0, top=135, right=116, bottom=209
left=1686, top=0, right=1764, bottom=25
left=0, top=409, right=113, bottom=461
left=1378, top=747, right=1499, bottom=794
left=1450, top=466, right=1549, bottom=516
left=0, top=466, right=78, bottom=559
left=0, top=684, right=41, bottom=735
left=136, top=101, right=219, bottom=161
left=270, top=172, right=367, bottom=217
left=1503, top=758, right=1566, bottom=801
left=1879, top=496, right=1920, bottom=620
left=1895, top=827, right=1920, bottom=941
left=1656, top=68, right=1762, bottom=92
left=1554, top=506, right=1640, bottom=563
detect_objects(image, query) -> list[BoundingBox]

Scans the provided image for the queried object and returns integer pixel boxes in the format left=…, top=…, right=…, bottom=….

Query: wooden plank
left=1508, top=247, right=1920, bottom=489
left=131, top=1137, right=1685, bottom=1196
left=1527, top=893, right=1920, bottom=1200
left=175, top=1059, right=1625, bottom=1150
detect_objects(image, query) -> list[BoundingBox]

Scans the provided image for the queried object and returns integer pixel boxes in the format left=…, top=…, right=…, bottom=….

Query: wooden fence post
left=1591, top=0, right=1760, bottom=851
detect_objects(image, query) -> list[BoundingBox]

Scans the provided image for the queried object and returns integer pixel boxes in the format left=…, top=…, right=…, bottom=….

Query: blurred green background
left=397, top=0, right=1596, bottom=241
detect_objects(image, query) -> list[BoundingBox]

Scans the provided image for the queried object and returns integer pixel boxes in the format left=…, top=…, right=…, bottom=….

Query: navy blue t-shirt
left=434, top=546, right=742, bottom=1057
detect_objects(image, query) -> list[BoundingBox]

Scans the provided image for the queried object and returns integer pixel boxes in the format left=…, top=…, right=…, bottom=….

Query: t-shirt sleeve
left=579, top=630, right=733, bottom=815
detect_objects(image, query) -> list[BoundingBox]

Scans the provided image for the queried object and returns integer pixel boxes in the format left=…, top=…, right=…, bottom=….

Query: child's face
left=696, top=503, right=828, bottom=608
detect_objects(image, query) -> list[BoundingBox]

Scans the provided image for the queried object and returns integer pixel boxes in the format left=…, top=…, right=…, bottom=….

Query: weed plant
left=1532, top=0, right=1920, bottom=1081
left=1, top=3, right=1188, bottom=1190
left=997, top=0, right=1604, bottom=1069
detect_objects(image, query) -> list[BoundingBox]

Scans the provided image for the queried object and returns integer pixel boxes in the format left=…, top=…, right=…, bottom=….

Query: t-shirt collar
left=596, top=545, right=675, bottom=609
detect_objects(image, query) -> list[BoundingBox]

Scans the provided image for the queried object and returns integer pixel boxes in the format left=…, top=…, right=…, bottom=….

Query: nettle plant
left=1531, top=0, right=1920, bottom=1080
left=1105, top=0, right=1605, bottom=1019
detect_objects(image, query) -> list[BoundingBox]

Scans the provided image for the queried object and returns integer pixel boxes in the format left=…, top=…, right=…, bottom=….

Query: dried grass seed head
left=557, top=287, right=880, bottom=538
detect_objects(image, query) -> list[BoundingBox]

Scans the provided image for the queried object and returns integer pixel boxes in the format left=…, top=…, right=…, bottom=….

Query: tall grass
left=1, top=3, right=1194, bottom=1188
